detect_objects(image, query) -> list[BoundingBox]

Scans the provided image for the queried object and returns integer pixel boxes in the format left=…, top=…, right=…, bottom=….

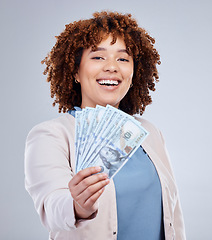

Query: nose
left=103, top=59, right=119, bottom=73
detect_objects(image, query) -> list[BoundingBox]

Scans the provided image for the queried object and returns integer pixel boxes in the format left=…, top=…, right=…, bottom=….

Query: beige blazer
left=25, top=114, right=186, bottom=240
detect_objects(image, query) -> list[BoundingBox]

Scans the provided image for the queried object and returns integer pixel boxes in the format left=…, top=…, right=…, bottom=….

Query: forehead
left=85, top=35, right=132, bottom=57
left=101, top=147, right=111, bottom=153
left=99, top=35, right=125, bottom=47
left=90, top=33, right=128, bottom=51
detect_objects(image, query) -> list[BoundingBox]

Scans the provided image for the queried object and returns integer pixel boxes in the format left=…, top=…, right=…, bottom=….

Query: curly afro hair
left=42, top=11, right=160, bottom=115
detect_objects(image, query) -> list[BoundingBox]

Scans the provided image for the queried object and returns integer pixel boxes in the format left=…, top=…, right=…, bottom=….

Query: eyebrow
left=89, top=47, right=129, bottom=54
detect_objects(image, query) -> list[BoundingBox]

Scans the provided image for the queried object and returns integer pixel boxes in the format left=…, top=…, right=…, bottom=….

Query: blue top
left=68, top=107, right=164, bottom=239
left=113, top=146, right=164, bottom=239
left=69, top=106, right=81, bottom=117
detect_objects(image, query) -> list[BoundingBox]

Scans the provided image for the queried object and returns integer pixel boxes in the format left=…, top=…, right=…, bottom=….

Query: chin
left=99, top=99, right=120, bottom=107
left=102, top=102, right=119, bottom=108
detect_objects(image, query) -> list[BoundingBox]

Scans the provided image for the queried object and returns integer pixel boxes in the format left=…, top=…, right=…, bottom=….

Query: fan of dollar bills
left=75, top=105, right=149, bottom=179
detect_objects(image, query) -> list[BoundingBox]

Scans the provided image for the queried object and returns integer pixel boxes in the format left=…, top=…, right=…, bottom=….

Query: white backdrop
left=0, top=0, right=211, bottom=239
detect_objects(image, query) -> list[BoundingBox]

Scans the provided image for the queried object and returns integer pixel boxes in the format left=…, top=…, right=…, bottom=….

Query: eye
left=118, top=58, right=129, bottom=62
left=91, top=56, right=104, bottom=60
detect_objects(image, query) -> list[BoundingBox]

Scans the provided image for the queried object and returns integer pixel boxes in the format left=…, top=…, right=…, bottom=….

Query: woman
left=25, top=11, right=186, bottom=239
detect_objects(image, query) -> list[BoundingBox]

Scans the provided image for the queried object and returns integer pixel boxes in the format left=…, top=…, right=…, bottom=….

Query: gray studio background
left=1, top=0, right=211, bottom=239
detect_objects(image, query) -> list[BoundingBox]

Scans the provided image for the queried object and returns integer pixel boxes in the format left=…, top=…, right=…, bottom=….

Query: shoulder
left=31, top=114, right=75, bottom=130
left=133, top=115, right=163, bottom=142
left=26, top=114, right=75, bottom=142
left=133, top=115, right=167, bottom=156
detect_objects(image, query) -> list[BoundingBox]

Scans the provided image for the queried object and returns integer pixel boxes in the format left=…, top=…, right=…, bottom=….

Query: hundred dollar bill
left=75, top=105, right=149, bottom=178
left=76, top=105, right=107, bottom=172
left=80, top=116, right=127, bottom=170
left=77, top=107, right=95, bottom=172
left=79, top=111, right=149, bottom=178
left=81, top=110, right=126, bottom=169
left=80, top=106, right=104, bottom=154
left=78, top=108, right=94, bottom=154
left=80, top=105, right=114, bottom=167
left=75, top=110, right=83, bottom=172
left=76, top=106, right=105, bottom=172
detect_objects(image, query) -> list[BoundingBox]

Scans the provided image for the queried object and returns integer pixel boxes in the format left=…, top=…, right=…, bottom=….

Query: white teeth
left=98, top=79, right=119, bottom=85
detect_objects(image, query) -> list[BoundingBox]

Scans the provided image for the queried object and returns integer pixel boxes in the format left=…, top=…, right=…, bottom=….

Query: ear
left=74, top=72, right=80, bottom=83
left=129, top=77, right=133, bottom=88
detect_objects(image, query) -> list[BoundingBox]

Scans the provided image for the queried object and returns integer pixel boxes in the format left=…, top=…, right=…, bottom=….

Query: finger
left=76, top=178, right=110, bottom=204
left=84, top=187, right=106, bottom=210
left=69, top=166, right=102, bottom=188
left=69, top=173, right=109, bottom=204
left=74, top=172, right=108, bottom=196
left=74, top=186, right=106, bottom=218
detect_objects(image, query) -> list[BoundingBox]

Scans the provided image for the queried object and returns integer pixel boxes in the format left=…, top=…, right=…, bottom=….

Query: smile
left=97, top=79, right=119, bottom=86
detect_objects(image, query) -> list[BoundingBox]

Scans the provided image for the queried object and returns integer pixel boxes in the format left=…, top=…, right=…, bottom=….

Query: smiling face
left=75, top=35, right=134, bottom=109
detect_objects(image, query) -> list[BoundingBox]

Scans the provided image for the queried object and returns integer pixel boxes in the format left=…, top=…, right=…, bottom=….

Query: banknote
left=79, top=105, right=114, bottom=168
left=76, top=107, right=95, bottom=170
left=80, top=116, right=148, bottom=178
left=81, top=108, right=128, bottom=168
left=82, top=108, right=119, bottom=165
left=77, top=106, right=105, bottom=171
left=75, top=111, right=83, bottom=171
left=75, top=105, right=149, bottom=177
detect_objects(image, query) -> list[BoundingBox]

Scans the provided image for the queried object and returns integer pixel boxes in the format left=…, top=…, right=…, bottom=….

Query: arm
left=159, top=130, right=186, bottom=239
left=24, top=121, right=109, bottom=231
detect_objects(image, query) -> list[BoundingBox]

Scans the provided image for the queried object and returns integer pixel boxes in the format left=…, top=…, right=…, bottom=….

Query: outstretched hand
left=68, top=166, right=110, bottom=219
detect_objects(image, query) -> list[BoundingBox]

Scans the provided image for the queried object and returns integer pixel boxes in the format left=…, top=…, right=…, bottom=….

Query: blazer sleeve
left=24, top=120, right=94, bottom=232
left=159, top=130, right=186, bottom=240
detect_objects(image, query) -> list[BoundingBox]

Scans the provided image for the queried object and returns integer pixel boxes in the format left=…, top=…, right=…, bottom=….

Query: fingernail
left=105, top=179, right=110, bottom=184
left=95, top=166, right=101, bottom=171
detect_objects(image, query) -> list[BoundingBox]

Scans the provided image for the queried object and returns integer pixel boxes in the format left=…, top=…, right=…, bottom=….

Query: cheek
left=81, top=64, right=100, bottom=80
left=122, top=65, right=134, bottom=81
